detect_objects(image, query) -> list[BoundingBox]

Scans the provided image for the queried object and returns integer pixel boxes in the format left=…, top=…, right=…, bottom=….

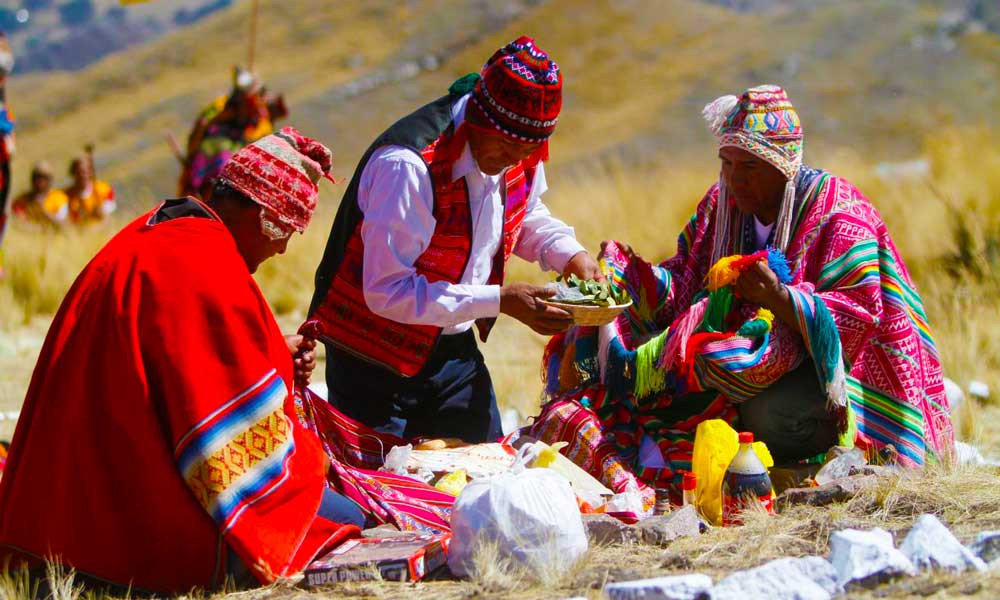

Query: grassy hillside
left=3, top=0, right=1000, bottom=425
left=1, top=4, right=1000, bottom=597
left=4, top=0, right=999, bottom=207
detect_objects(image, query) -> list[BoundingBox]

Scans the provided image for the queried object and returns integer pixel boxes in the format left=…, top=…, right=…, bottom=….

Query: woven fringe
left=604, top=340, right=636, bottom=400
left=773, top=179, right=796, bottom=252
left=634, top=329, right=670, bottom=398
left=597, top=322, right=616, bottom=383
left=837, top=403, right=858, bottom=448
left=701, top=287, right=734, bottom=333
left=809, top=295, right=848, bottom=411
left=660, top=298, right=708, bottom=372
left=711, top=180, right=731, bottom=264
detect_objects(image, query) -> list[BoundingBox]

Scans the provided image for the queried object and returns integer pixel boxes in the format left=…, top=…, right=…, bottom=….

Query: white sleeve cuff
left=541, top=237, right=588, bottom=274
left=462, top=284, right=502, bottom=320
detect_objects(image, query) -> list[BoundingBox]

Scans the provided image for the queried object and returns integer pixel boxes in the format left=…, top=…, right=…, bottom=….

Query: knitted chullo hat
left=219, top=126, right=335, bottom=235
left=702, top=85, right=804, bottom=261
left=466, top=35, right=562, bottom=143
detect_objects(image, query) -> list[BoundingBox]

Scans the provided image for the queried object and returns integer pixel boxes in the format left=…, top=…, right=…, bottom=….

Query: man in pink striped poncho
left=530, top=85, right=953, bottom=510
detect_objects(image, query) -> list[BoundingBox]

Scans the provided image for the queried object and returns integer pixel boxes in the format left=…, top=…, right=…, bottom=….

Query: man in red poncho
left=0, top=127, right=362, bottom=593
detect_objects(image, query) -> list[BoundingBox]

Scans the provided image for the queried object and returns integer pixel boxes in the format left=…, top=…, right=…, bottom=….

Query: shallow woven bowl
left=542, top=299, right=633, bottom=327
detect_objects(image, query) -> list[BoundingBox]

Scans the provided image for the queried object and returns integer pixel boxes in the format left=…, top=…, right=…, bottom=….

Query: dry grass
left=272, top=465, right=1000, bottom=599
left=0, top=1, right=999, bottom=598
left=6, top=146, right=1000, bottom=598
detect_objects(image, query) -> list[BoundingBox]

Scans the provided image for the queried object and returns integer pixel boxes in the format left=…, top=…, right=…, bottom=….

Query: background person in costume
left=64, top=151, right=116, bottom=224
left=0, top=128, right=362, bottom=594
left=0, top=32, right=14, bottom=279
left=11, top=161, right=69, bottom=227
left=530, top=85, right=952, bottom=506
left=307, top=36, right=602, bottom=443
left=180, top=66, right=288, bottom=199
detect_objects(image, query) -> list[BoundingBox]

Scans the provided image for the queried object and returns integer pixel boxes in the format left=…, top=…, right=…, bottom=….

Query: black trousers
left=738, top=359, right=840, bottom=463
left=325, top=330, right=503, bottom=443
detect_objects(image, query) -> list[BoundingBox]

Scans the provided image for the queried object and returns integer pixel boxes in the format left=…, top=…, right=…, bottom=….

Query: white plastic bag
left=603, top=480, right=648, bottom=518
left=448, top=465, right=588, bottom=579
left=381, top=444, right=412, bottom=475
left=521, top=439, right=614, bottom=497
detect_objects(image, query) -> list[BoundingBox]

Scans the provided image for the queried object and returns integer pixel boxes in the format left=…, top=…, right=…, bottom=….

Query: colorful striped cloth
left=294, top=387, right=453, bottom=534
left=534, top=167, right=952, bottom=500
left=178, top=369, right=295, bottom=531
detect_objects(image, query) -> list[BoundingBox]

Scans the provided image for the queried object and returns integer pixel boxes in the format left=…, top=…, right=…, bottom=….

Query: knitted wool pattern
left=218, top=126, right=334, bottom=234
left=467, top=35, right=562, bottom=143
left=707, top=84, right=803, bottom=180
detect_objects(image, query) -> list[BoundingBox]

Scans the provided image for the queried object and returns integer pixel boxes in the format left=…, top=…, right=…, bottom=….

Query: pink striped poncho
left=532, top=167, right=953, bottom=503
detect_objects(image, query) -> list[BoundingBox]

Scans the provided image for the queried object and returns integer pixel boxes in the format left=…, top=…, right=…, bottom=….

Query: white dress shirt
left=356, top=93, right=586, bottom=335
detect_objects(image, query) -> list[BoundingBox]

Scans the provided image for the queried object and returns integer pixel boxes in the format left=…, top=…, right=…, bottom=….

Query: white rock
left=814, top=448, right=867, bottom=486
left=970, top=531, right=1000, bottom=564
left=900, top=514, right=987, bottom=572
left=943, top=377, right=964, bottom=414
left=604, top=574, right=713, bottom=600
left=954, top=441, right=986, bottom=466
left=708, top=556, right=840, bottom=600
left=828, top=528, right=916, bottom=587
left=968, top=380, right=990, bottom=401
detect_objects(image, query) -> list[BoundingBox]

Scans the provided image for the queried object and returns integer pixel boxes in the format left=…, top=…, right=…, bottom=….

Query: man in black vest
left=308, top=37, right=601, bottom=442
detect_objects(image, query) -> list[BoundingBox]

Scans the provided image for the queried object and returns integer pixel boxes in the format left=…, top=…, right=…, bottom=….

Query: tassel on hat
left=219, top=126, right=337, bottom=234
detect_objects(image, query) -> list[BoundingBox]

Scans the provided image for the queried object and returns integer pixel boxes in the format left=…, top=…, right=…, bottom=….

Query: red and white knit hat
left=218, top=126, right=334, bottom=235
left=467, top=36, right=562, bottom=143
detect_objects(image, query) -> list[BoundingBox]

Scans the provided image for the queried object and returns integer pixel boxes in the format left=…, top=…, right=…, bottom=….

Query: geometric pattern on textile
left=536, top=165, right=953, bottom=494
left=715, top=85, right=803, bottom=180
left=293, top=387, right=454, bottom=534
left=176, top=369, right=293, bottom=530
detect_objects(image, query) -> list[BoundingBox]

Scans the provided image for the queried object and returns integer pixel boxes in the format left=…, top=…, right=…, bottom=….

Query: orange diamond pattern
left=186, top=409, right=290, bottom=511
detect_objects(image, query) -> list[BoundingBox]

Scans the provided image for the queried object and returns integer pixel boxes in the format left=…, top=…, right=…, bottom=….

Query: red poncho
left=0, top=201, right=357, bottom=592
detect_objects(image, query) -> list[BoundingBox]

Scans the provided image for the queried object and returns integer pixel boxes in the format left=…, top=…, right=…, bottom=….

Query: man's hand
left=733, top=261, right=797, bottom=327
left=598, top=241, right=635, bottom=262
left=562, top=251, right=605, bottom=282
left=284, top=334, right=317, bottom=388
left=500, top=283, right=574, bottom=336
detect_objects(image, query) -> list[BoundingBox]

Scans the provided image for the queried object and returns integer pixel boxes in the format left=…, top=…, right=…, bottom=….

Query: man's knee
left=738, top=361, right=838, bottom=462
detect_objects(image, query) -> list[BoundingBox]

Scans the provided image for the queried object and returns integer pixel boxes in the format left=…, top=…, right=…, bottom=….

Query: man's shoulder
left=369, top=145, right=429, bottom=169
left=130, top=206, right=244, bottom=277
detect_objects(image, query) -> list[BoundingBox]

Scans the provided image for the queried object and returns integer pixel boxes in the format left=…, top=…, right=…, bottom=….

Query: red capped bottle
left=721, top=432, right=774, bottom=526
left=681, top=471, right=697, bottom=507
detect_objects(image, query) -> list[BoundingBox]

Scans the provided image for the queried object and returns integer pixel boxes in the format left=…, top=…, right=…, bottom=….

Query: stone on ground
left=604, top=574, right=713, bottom=600
left=769, top=462, right=821, bottom=495
left=814, top=447, right=867, bottom=486
left=899, top=514, right=987, bottom=572
left=636, top=505, right=701, bottom=546
left=828, top=527, right=916, bottom=588
left=970, top=531, right=1000, bottom=564
left=583, top=513, right=639, bottom=545
left=943, top=377, right=964, bottom=414
left=707, top=556, right=840, bottom=600
left=776, top=475, right=877, bottom=509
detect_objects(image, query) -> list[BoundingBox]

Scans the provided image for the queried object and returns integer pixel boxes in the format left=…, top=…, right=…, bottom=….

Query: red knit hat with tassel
left=466, top=36, right=562, bottom=144
left=219, top=126, right=335, bottom=235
